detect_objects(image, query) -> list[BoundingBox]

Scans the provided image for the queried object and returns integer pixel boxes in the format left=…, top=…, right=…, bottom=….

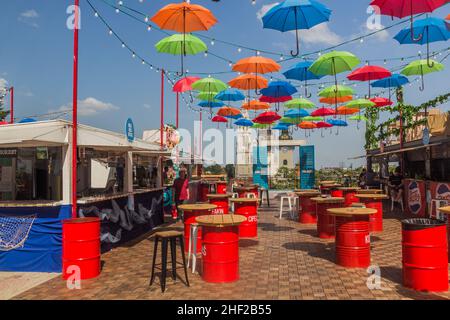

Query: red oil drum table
left=214, top=181, right=228, bottom=194
left=355, top=194, right=388, bottom=233
left=357, top=189, right=384, bottom=194
left=207, top=193, right=231, bottom=215
left=62, top=217, right=101, bottom=280
left=196, top=214, right=246, bottom=283
left=198, top=182, right=213, bottom=202
left=229, top=198, right=259, bottom=238
left=436, top=206, right=450, bottom=261
left=294, top=190, right=321, bottom=224
left=234, top=185, right=260, bottom=199
left=337, top=187, right=361, bottom=207
left=311, top=197, right=345, bottom=239
left=179, top=203, right=217, bottom=253
left=321, top=184, right=343, bottom=196
left=327, top=207, right=377, bottom=268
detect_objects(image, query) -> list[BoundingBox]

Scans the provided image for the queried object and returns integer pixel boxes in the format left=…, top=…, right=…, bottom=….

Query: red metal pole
left=176, top=92, right=179, bottom=128
left=160, top=69, right=164, bottom=149
left=71, top=0, right=80, bottom=218
left=200, top=111, right=203, bottom=161
left=9, top=87, right=14, bottom=124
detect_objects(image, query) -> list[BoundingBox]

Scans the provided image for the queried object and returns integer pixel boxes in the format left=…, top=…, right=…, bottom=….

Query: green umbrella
left=285, top=98, right=315, bottom=109
left=155, top=34, right=207, bottom=75
left=349, top=115, right=368, bottom=121
left=197, top=91, right=218, bottom=101
left=346, top=99, right=375, bottom=109
left=280, top=116, right=302, bottom=124
left=401, top=59, right=444, bottom=91
left=252, top=123, right=270, bottom=129
left=319, top=85, right=355, bottom=98
left=192, top=77, right=228, bottom=93
left=302, top=116, right=324, bottom=121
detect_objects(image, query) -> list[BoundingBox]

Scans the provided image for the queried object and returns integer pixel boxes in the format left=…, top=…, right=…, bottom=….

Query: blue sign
left=299, top=145, right=315, bottom=190
left=126, top=118, right=135, bottom=142
left=253, top=146, right=269, bottom=190
left=422, top=127, right=430, bottom=145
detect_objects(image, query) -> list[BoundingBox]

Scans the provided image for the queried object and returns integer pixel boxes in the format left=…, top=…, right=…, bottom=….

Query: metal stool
left=230, top=192, right=239, bottom=213
left=259, top=188, right=270, bottom=207
left=279, top=195, right=296, bottom=219
left=150, top=230, right=189, bottom=293
left=187, top=223, right=199, bottom=274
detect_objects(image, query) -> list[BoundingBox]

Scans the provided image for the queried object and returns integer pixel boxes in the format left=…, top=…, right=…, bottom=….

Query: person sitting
left=365, top=168, right=380, bottom=189
left=358, top=168, right=367, bottom=188
left=388, top=166, right=404, bottom=209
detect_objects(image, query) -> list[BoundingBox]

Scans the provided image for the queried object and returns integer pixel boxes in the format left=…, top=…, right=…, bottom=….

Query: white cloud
left=18, top=9, right=39, bottom=28
left=143, top=103, right=151, bottom=109
left=54, top=97, right=119, bottom=116
left=0, top=78, right=8, bottom=90
left=256, top=2, right=279, bottom=22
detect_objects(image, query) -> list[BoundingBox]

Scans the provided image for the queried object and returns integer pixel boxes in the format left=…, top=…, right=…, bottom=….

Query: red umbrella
left=253, top=111, right=281, bottom=124
left=370, top=97, right=393, bottom=107
left=259, top=96, right=292, bottom=103
left=311, top=107, right=336, bottom=117
left=316, top=121, right=333, bottom=137
left=212, top=115, right=228, bottom=123
left=347, top=65, right=391, bottom=98
left=173, top=76, right=201, bottom=93
left=0, top=121, right=8, bottom=125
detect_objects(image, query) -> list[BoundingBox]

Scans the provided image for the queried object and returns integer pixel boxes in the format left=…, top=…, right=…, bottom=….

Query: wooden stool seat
left=154, top=230, right=183, bottom=238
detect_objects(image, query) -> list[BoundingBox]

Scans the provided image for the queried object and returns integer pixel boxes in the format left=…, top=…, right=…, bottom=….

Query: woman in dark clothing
left=389, top=166, right=404, bottom=203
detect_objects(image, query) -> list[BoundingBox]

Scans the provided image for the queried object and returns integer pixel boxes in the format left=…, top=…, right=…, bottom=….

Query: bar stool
left=259, top=188, right=270, bottom=207
left=187, top=223, right=199, bottom=274
left=230, top=193, right=239, bottom=213
left=246, top=193, right=257, bottom=199
left=150, top=230, right=190, bottom=293
left=279, top=193, right=297, bottom=219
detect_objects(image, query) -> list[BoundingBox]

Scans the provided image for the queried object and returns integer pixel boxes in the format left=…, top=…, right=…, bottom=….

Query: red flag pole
left=176, top=92, right=179, bottom=128
left=160, top=69, right=165, bottom=149
left=71, top=0, right=80, bottom=218
left=9, top=87, right=14, bottom=124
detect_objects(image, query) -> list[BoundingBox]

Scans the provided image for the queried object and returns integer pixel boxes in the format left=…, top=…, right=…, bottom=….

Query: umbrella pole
left=426, top=26, right=435, bottom=68
left=290, top=10, right=300, bottom=57
left=419, top=67, right=425, bottom=92
left=409, top=0, right=422, bottom=42
left=305, top=78, right=311, bottom=98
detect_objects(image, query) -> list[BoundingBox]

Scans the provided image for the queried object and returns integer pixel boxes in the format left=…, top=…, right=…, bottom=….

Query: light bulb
left=238, top=47, right=242, bottom=52
left=94, top=12, right=98, bottom=17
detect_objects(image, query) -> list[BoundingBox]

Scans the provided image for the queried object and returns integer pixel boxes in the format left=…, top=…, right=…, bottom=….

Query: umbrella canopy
left=197, top=91, right=218, bottom=101
left=316, top=121, right=333, bottom=128
left=192, top=77, right=228, bottom=92
left=173, top=76, right=201, bottom=92
left=319, top=96, right=353, bottom=104
left=283, top=61, right=325, bottom=97
left=346, top=99, right=376, bottom=109
left=401, top=59, right=444, bottom=91
left=252, top=123, right=270, bottom=129
left=347, top=65, right=391, bottom=97
left=336, top=106, right=359, bottom=115
left=371, top=73, right=409, bottom=98
left=234, top=118, right=254, bottom=127
left=260, top=81, right=298, bottom=98
left=349, top=115, right=368, bottom=122
left=215, top=89, right=246, bottom=102
left=151, top=2, right=218, bottom=33
left=285, top=98, right=316, bottom=109
left=225, top=114, right=243, bottom=120
left=370, top=97, right=393, bottom=107
left=232, top=56, right=281, bottom=74
left=18, top=118, right=37, bottom=123
left=0, top=121, right=8, bottom=125
left=285, top=108, right=309, bottom=118
left=262, top=0, right=332, bottom=56
left=228, top=74, right=268, bottom=90
left=242, top=100, right=271, bottom=111
left=302, top=116, right=324, bottom=121
left=273, top=123, right=291, bottom=131
left=198, top=100, right=224, bottom=108
left=280, top=116, right=303, bottom=124
left=260, top=95, right=292, bottom=103
left=253, top=111, right=281, bottom=124
left=309, top=51, right=360, bottom=80
left=327, top=119, right=348, bottom=127
left=319, top=85, right=355, bottom=98
left=311, top=107, right=336, bottom=117
left=298, top=121, right=317, bottom=129
left=217, top=106, right=241, bottom=117
left=212, top=115, right=228, bottom=123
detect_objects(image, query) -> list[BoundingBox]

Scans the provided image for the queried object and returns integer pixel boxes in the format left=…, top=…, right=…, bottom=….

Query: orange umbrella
left=336, top=106, right=359, bottom=115
left=241, top=100, right=270, bottom=111
left=228, top=74, right=268, bottom=91
left=232, top=56, right=281, bottom=74
left=151, top=2, right=217, bottom=32
left=446, top=14, right=450, bottom=20
left=217, top=106, right=241, bottom=117
left=320, top=96, right=353, bottom=104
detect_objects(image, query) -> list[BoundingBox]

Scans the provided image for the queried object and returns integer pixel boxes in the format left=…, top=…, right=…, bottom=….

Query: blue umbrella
left=394, top=17, right=450, bottom=67
left=198, top=100, right=224, bottom=108
left=260, top=81, right=297, bottom=112
left=19, top=118, right=37, bottom=123
left=273, top=123, right=290, bottom=131
left=234, top=118, right=254, bottom=127
left=225, top=114, right=243, bottom=120
left=283, top=61, right=325, bottom=97
left=262, top=0, right=332, bottom=56
left=371, top=74, right=409, bottom=99
left=327, top=119, right=348, bottom=127
left=215, top=89, right=245, bottom=102
left=285, top=108, right=309, bottom=118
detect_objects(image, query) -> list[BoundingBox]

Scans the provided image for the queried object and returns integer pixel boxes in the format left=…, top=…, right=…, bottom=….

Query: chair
left=259, top=188, right=270, bottom=207
left=149, top=230, right=189, bottom=293
left=187, top=223, right=199, bottom=274
left=279, top=193, right=297, bottom=220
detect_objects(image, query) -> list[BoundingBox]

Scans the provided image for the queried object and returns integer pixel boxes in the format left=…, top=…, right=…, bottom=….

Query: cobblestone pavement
left=15, top=200, right=450, bottom=300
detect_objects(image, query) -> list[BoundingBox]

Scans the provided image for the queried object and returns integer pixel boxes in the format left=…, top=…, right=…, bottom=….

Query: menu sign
left=0, top=149, right=17, bottom=158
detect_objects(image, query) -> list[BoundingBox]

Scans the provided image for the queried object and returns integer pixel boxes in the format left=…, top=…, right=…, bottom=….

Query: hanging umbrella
left=298, top=121, right=317, bottom=137
left=319, top=85, right=355, bottom=111
left=225, top=114, right=243, bottom=120
left=260, top=96, right=293, bottom=103
left=285, top=98, right=315, bottom=109
left=217, top=106, right=241, bottom=117
left=273, top=123, right=291, bottom=131
left=232, top=56, right=281, bottom=74
left=319, top=95, right=353, bottom=104
left=316, top=120, right=333, bottom=137
left=252, top=123, right=270, bottom=129
left=347, top=65, right=391, bottom=98
left=369, top=0, right=447, bottom=42
left=228, top=74, right=268, bottom=97
left=302, top=116, right=324, bottom=121
left=327, top=118, right=348, bottom=135
left=253, top=111, right=281, bottom=124
left=155, top=34, right=207, bottom=75
left=279, top=116, right=303, bottom=124
left=215, top=88, right=246, bottom=102
left=401, top=59, right=444, bottom=91
left=283, top=61, right=325, bottom=97
left=241, top=100, right=270, bottom=111
left=18, top=118, right=37, bottom=123
left=235, top=118, right=254, bottom=127
left=192, top=77, right=228, bottom=93
left=336, top=106, right=359, bottom=115
left=346, top=99, right=376, bottom=109
left=371, top=74, right=410, bottom=99
left=285, top=108, right=310, bottom=118
left=370, top=97, right=393, bottom=107
left=349, top=115, right=368, bottom=130
left=394, top=17, right=450, bottom=67
left=311, top=107, right=336, bottom=117
left=173, top=76, right=201, bottom=92
left=198, top=100, right=224, bottom=108
left=212, top=115, right=228, bottom=129
left=197, top=91, right=218, bottom=101
left=260, top=81, right=297, bottom=112
left=262, top=0, right=332, bottom=56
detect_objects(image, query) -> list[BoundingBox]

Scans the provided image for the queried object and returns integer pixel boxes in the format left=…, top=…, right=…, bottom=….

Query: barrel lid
left=178, top=203, right=217, bottom=211
left=229, top=198, right=259, bottom=203
left=295, top=190, right=321, bottom=197
left=402, top=218, right=447, bottom=231
left=62, top=217, right=100, bottom=224
left=357, top=189, right=383, bottom=194
left=206, top=193, right=232, bottom=199
left=234, top=186, right=259, bottom=191
left=327, top=207, right=377, bottom=216
left=337, top=187, right=361, bottom=191
left=196, top=214, right=246, bottom=227
left=355, top=193, right=388, bottom=200
left=319, top=181, right=336, bottom=185
left=310, top=197, right=345, bottom=204
left=438, top=206, right=450, bottom=215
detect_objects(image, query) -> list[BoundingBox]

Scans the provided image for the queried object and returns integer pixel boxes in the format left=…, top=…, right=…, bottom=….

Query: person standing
left=173, top=168, right=190, bottom=220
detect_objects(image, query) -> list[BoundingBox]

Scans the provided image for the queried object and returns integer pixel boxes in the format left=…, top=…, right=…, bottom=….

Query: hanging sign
left=422, top=127, right=430, bottom=146
left=126, top=118, right=135, bottom=143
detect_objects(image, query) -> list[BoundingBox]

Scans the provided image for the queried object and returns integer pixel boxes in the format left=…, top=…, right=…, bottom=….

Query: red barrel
left=299, top=195, right=318, bottom=224
left=208, top=195, right=230, bottom=215
left=316, top=201, right=344, bottom=239
left=201, top=226, right=240, bottom=283
left=183, top=207, right=214, bottom=253
left=362, top=200, right=383, bottom=232
left=335, top=215, right=371, bottom=268
left=343, top=191, right=359, bottom=207
left=216, top=182, right=227, bottom=194
left=402, top=218, right=448, bottom=292
left=198, top=183, right=211, bottom=202
left=236, top=186, right=259, bottom=199
left=233, top=199, right=258, bottom=238
left=331, top=189, right=344, bottom=198
left=62, top=217, right=101, bottom=280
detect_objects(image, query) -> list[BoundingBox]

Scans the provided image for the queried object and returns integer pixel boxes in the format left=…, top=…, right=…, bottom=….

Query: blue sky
left=0, top=0, right=449, bottom=168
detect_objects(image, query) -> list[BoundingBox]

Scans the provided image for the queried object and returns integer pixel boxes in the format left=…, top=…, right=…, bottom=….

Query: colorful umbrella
left=285, top=108, right=309, bottom=118
left=0, top=121, right=8, bottom=125
left=259, top=96, right=293, bottom=103
left=217, top=106, right=241, bottom=117
left=298, top=121, right=317, bottom=137
left=319, top=85, right=355, bottom=98
left=198, top=100, right=224, bottom=108
left=311, top=107, right=336, bottom=117
left=212, top=115, right=228, bottom=123
left=316, top=120, right=333, bottom=137
left=370, top=97, right=393, bottom=107
left=253, top=111, right=281, bottom=124
left=225, top=114, right=243, bottom=120
left=279, top=116, right=303, bottom=124
left=401, top=59, right=444, bottom=91
left=155, top=34, right=207, bottom=75
left=252, top=123, right=270, bottom=129
left=273, top=123, right=291, bottom=131
left=241, top=100, right=270, bottom=111
left=283, top=61, right=325, bottom=97
left=347, top=65, right=391, bottom=97
left=260, top=81, right=297, bottom=111
left=327, top=118, right=348, bottom=135
left=228, top=74, right=268, bottom=97
left=285, top=98, right=315, bottom=109
left=18, top=118, right=37, bottom=123
left=192, top=77, right=228, bottom=93
left=173, top=76, right=201, bottom=92
left=151, top=2, right=217, bottom=33
left=215, top=89, right=245, bottom=102
left=336, top=106, right=359, bottom=115
left=394, top=17, right=450, bottom=67
left=319, top=96, right=353, bottom=104
left=232, top=56, right=281, bottom=74
left=346, top=99, right=376, bottom=109
left=197, top=91, right=218, bottom=101
left=262, top=0, right=332, bottom=56
left=370, top=0, right=447, bottom=41
left=349, top=115, right=368, bottom=130
left=371, top=74, right=410, bottom=99
left=235, top=118, right=254, bottom=127
left=302, top=116, right=324, bottom=121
